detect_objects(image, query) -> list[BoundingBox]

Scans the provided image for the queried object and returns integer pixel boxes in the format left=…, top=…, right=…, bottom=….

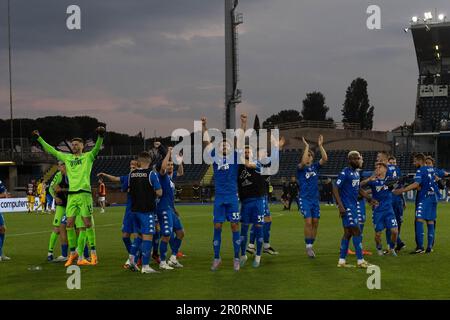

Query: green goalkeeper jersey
left=37, top=136, right=103, bottom=193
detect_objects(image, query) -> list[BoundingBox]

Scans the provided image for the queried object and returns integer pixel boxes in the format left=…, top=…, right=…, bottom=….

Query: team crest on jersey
left=305, top=171, right=317, bottom=179
left=352, top=180, right=360, bottom=187
left=217, top=163, right=230, bottom=170
left=69, top=158, right=82, bottom=167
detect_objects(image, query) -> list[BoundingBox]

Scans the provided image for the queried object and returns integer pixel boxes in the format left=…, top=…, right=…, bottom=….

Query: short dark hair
left=425, top=156, right=435, bottom=163
left=414, top=153, right=426, bottom=162
left=71, top=137, right=84, bottom=144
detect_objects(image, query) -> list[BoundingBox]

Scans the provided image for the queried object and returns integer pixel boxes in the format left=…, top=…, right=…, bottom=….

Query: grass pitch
left=1, top=203, right=450, bottom=300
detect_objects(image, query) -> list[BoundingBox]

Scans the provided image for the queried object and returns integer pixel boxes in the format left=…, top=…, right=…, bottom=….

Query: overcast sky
left=0, top=0, right=448, bottom=136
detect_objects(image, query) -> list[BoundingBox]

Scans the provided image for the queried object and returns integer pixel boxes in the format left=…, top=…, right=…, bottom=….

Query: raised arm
left=176, top=153, right=184, bottom=177
left=318, top=135, right=328, bottom=166
left=201, top=117, right=213, bottom=153
left=89, top=126, right=105, bottom=159
left=97, top=172, right=120, bottom=183
left=236, top=113, right=247, bottom=151
left=160, top=146, right=173, bottom=175
left=299, top=137, right=309, bottom=168
left=33, top=130, right=66, bottom=161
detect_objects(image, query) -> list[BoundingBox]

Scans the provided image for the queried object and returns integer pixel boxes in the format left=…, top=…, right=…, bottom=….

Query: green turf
left=1, top=203, right=450, bottom=300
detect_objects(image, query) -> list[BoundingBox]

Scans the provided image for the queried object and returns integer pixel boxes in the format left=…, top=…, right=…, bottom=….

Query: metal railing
left=263, top=120, right=361, bottom=131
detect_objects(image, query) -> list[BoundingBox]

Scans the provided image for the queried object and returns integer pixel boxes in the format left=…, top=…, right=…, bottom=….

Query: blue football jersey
left=414, top=166, right=437, bottom=202
left=367, top=178, right=393, bottom=213
left=211, top=149, right=239, bottom=197
left=0, top=180, right=6, bottom=194
left=157, top=172, right=176, bottom=211
left=335, top=167, right=360, bottom=208
left=297, top=162, right=321, bottom=200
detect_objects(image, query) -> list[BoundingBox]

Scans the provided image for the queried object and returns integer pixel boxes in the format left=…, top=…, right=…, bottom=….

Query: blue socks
left=305, top=238, right=315, bottom=245
left=263, top=221, right=271, bottom=244
left=141, top=239, right=153, bottom=265
left=359, top=223, right=365, bottom=235
left=352, top=235, right=363, bottom=260
left=130, top=237, right=142, bottom=261
left=427, top=223, right=435, bottom=250
left=153, top=231, right=160, bottom=254
left=122, top=237, right=132, bottom=254
left=415, top=220, right=424, bottom=249
left=160, top=240, right=168, bottom=261
left=254, top=226, right=263, bottom=256
left=0, top=233, right=4, bottom=256
left=170, top=237, right=182, bottom=256
left=386, top=229, right=395, bottom=249
left=232, top=230, right=241, bottom=259
left=249, top=225, right=256, bottom=245
left=240, top=224, right=249, bottom=256
left=213, top=228, right=222, bottom=259
left=61, top=244, right=68, bottom=258
left=339, top=238, right=349, bottom=259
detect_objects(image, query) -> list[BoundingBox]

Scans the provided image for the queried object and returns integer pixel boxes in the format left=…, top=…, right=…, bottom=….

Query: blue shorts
left=214, top=196, right=240, bottom=224
left=172, top=211, right=183, bottom=231
left=240, top=197, right=265, bottom=225
left=373, top=210, right=398, bottom=232
left=416, top=199, right=437, bottom=221
left=392, top=199, right=404, bottom=223
left=341, top=205, right=359, bottom=228
left=299, top=197, right=320, bottom=219
left=263, top=196, right=271, bottom=217
left=157, top=207, right=175, bottom=237
left=357, top=201, right=366, bottom=224
left=122, top=209, right=136, bottom=234
left=0, top=213, right=4, bottom=227
left=132, top=212, right=156, bottom=235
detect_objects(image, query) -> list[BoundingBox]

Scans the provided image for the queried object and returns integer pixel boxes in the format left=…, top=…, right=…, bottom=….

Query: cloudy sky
left=0, top=0, right=448, bottom=136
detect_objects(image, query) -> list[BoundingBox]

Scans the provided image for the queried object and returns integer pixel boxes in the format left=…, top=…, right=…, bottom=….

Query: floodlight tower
left=225, top=0, right=243, bottom=129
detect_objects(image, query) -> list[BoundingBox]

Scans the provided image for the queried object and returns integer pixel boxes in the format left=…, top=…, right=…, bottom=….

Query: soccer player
left=37, top=180, right=47, bottom=213
left=47, top=161, right=69, bottom=262
left=98, top=178, right=106, bottom=213
left=127, top=151, right=162, bottom=274
left=166, top=152, right=185, bottom=266
left=202, top=116, right=241, bottom=272
left=46, top=183, right=54, bottom=213
left=156, top=147, right=185, bottom=269
left=98, top=159, right=139, bottom=268
left=394, top=154, right=437, bottom=254
left=33, top=127, right=105, bottom=266
left=0, top=180, right=11, bottom=261
left=26, top=180, right=36, bottom=213
left=238, top=145, right=267, bottom=268
left=361, top=163, right=399, bottom=256
left=387, top=156, right=406, bottom=251
left=297, top=135, right=328, bottom=258
left=333, top=151, right=373, bottom=268
left=376, top=151, right=403, bottom=250
left=287, top=176, right=300, bottom=211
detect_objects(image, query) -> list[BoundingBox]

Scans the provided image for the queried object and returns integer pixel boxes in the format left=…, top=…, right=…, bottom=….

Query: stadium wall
left=279, top=127, right=390, bottom=151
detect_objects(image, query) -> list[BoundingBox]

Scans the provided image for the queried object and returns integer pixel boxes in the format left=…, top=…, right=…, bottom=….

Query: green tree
left=263, top=109, right=302, bottom=128
left=342, top=78, right=374, bottom=130
left=301, top=91, right=333, bottom=122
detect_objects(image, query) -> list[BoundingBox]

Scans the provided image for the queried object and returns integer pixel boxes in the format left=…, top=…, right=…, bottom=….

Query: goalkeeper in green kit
left=33, top=127, right=105, bottom=267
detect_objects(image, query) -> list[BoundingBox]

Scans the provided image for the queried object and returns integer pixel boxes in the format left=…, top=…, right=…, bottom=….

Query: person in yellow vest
left=27, top=180, right=37, bottom=213
left=37, top=180, right=47, bottom=213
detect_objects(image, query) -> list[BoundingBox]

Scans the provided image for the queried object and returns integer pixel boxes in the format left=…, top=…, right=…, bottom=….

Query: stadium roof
left=411, top=21, right=450, bottom=69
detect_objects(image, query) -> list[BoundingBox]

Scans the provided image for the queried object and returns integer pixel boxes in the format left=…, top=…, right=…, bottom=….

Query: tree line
left=262, top=77, right=374, bottom=130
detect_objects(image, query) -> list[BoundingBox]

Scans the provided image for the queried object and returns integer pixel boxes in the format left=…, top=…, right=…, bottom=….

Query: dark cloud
left=0, top=0, right=448, bottom=135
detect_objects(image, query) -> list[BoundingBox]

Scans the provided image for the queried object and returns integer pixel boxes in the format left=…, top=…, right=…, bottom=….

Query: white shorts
left=98, top=197, right=106, bottom=202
